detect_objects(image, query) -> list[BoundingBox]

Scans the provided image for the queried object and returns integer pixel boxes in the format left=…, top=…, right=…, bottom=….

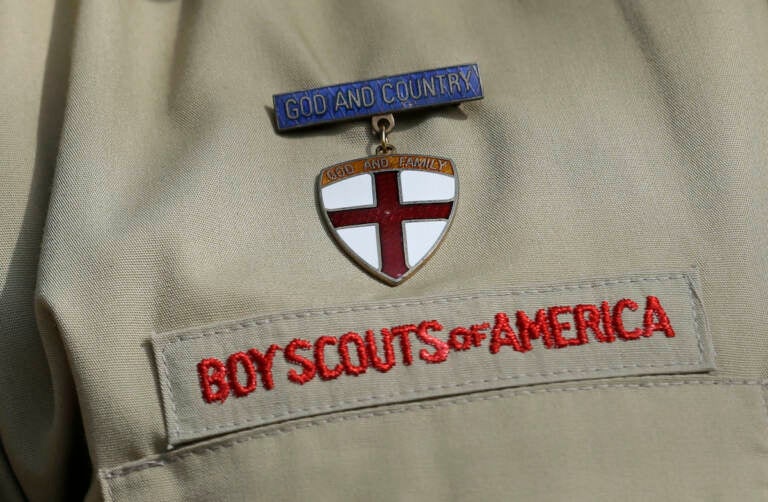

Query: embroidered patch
left=152, top=271, right=715, bottom=446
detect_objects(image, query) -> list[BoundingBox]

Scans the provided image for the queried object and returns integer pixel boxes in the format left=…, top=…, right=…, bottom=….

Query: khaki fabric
left=101, top=379, right=768, bottom=502
left=1, top=0, right=767, bottom=501
left=0, top=1, right=87, bottom=501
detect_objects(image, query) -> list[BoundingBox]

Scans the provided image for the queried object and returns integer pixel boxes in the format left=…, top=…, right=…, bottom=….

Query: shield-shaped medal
left=318, top=154, right=458, bottom=285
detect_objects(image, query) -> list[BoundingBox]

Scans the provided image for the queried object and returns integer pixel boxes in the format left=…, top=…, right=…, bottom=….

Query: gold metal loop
left=371, top=114, right=395, bottom=134
left=372, top=113, right=396, bottom=154
left=375, top=143, right=397, bottom=154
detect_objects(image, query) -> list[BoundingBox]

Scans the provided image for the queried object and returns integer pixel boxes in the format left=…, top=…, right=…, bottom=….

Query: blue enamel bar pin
left=273, top=64, right=483, bottom=286
left=273, top=63, right=483, bottom=131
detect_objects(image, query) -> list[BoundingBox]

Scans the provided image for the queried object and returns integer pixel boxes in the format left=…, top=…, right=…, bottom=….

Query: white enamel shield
left=318, top=154, right=458, bottom=285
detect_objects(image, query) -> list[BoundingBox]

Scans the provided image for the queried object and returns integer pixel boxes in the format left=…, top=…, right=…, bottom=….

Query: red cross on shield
left=318, top=154, right=458, bottom=285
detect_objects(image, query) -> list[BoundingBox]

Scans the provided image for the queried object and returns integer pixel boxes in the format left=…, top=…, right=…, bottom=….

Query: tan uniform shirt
left=2, top=1, right=767, bottom=500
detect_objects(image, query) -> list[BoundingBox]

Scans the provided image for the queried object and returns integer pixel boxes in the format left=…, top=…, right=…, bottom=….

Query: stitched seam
left=101, top=379, right=764, bottom=481
left=161, top=274, right=688, bottom=344
left=686, top=277, right=705, bottom=365
left=160, top=348, right=180, bottom=439
left=687, top=274, right=718, bottom=367
left=177, top=360, right=706, bottom=434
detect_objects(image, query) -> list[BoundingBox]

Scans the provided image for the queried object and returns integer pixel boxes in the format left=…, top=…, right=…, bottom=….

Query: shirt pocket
left=99, top=270, right=757, bottom=502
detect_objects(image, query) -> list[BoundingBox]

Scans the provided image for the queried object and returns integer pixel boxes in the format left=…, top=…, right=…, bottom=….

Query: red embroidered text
left=197, top=295, right=675, bottom=403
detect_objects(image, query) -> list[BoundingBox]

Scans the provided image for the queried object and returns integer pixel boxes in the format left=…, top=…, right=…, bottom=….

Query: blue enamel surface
left=273, top=63, right=483, bottom=131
